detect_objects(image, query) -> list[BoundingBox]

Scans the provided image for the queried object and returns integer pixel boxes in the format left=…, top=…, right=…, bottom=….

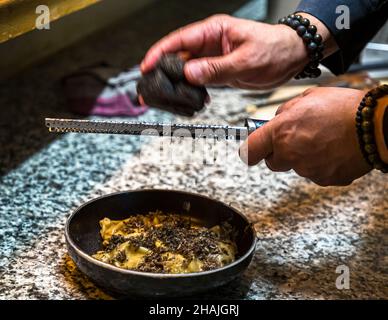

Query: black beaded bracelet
left=355, top=85, right=388, bottom=173
left=279, top=14, right=324, bottom=79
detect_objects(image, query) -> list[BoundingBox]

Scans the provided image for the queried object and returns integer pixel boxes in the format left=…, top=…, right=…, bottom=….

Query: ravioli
left=93, top=211, right=237, bottom=274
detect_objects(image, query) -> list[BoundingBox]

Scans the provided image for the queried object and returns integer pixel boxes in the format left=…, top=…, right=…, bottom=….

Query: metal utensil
left=45, top=118, right=267, bottom=141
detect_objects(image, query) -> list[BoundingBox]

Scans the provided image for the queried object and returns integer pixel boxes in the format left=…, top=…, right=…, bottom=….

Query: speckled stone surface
left=0, top=1, right=387, bottom=300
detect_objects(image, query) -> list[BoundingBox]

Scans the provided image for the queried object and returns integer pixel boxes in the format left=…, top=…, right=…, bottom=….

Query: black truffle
left=158, top=54, right=185, bottom=81
left=136, top=69, right=175, bottom=106
left=137, top=54, right=208, bottom=116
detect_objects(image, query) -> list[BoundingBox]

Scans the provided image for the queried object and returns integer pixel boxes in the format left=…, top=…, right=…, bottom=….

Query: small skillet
left=66, top=189, right=256, bottom=298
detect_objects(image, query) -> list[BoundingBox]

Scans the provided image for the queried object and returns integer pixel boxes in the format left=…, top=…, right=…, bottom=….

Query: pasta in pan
left=93, top=211, right=237, bottom=274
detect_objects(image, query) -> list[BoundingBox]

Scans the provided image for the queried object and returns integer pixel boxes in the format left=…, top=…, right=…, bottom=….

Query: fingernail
left=186, top=61, right=205, bottom=83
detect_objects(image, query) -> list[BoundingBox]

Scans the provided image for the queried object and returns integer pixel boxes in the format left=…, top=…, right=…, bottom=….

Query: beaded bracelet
left=278, top=14, right=324, bottom=79
left=356, top=85, right=388, bottom=173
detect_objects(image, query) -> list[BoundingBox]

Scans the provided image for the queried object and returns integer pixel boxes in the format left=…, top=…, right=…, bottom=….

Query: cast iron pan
left=66, top=189, right=256, bottom=298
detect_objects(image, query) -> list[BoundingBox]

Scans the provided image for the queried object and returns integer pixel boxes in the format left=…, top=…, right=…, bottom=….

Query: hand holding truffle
left=141, top=14, right=336, bottom=90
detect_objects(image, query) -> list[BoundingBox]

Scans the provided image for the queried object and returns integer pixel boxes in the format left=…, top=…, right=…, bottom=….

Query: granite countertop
left=0, top=1, right=387, bottom=300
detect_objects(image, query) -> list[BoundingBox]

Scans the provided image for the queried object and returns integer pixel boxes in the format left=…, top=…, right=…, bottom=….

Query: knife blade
left=45, top=118, right=267, bottom=141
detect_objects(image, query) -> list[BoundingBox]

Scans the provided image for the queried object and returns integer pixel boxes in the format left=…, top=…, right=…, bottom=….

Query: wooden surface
left=0, top=0, right=100, bottom=43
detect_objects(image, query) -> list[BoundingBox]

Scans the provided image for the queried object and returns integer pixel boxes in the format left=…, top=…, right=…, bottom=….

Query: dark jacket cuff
left=296, top=0, right=388, bottom=75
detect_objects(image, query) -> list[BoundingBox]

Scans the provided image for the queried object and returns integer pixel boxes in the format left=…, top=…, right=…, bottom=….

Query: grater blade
left=45, top=118, right=249, bottom=141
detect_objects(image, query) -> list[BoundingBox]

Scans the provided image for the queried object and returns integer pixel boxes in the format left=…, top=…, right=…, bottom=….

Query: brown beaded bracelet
left=355, top=84, right=388, bottom=173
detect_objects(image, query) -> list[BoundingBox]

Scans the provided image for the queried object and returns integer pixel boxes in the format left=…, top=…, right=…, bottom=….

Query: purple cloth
left=62, top=63, right=148, bottom=117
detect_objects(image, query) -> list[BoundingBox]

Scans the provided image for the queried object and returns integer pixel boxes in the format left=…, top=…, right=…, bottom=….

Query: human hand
left=239, top=87, right=372, bottom=186
left=141, top=14, right=312, bottom=90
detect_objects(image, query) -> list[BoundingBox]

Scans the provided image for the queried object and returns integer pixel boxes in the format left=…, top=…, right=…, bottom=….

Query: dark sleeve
left=296, top=0, right=388, bottom=75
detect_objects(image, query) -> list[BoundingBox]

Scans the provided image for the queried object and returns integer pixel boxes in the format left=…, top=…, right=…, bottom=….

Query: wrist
left=278, top=13, right=331, bottom=79
left=295, top=12, right=338, bottom=58
left=275, top=24, right=309, bottom=74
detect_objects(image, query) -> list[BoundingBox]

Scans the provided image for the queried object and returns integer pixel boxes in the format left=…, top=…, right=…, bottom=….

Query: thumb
left=239, top=120, right=274, bottom=166
left=184, top=54, right=239, bottom=85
